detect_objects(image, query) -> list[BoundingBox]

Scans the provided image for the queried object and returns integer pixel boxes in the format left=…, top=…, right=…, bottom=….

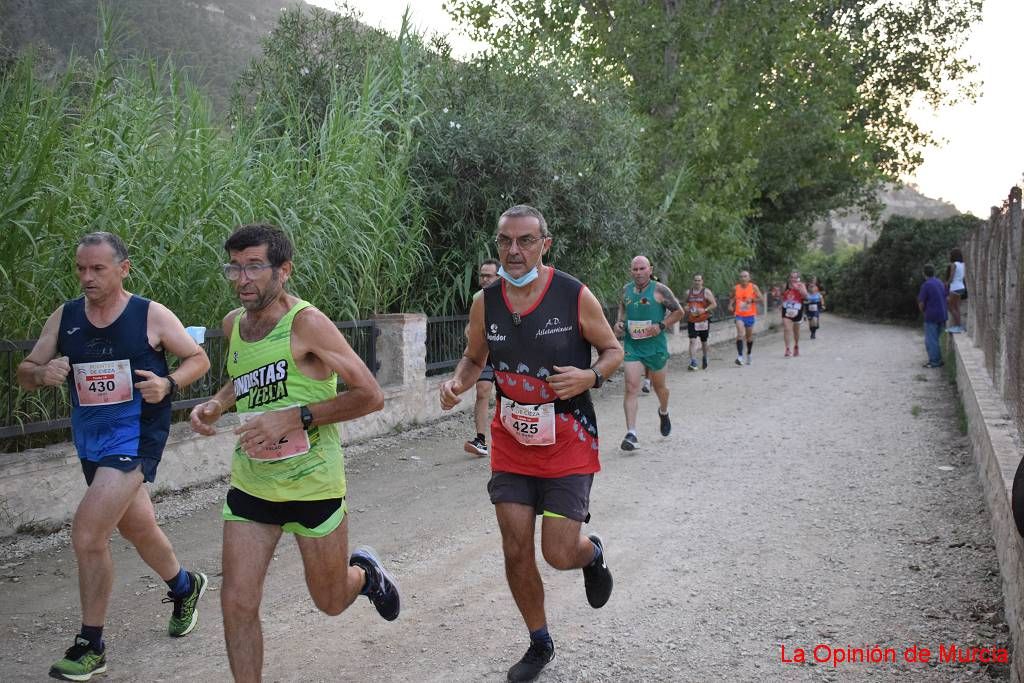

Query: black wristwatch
left=591, top=367, right=605, bottom=389
left=657, top=321, right=666, bottom=330
left=165, top=375, right=178, bottom=399
left=299, top=405, right=314, bottom=431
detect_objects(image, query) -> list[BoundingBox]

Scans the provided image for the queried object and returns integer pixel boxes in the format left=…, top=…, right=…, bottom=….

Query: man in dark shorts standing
left=439, top=205, right=623, bottom=682
left=465, top=258, right=500, bottom=456
left=684, top=273, right=718, bottom=370
left=189, top=224, right=400, bottom=682
left=17, top=232, right=211, bottom=681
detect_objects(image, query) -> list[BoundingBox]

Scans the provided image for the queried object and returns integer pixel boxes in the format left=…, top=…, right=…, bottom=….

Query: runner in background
left=804, top=280, right=824, bottom=339
left=684, top=274, right=717, bottom=370
left=728, top=271, right=763, bottom=366
left=781, top=271, right=809, bottom=357
left=465, top=258, right=500, bottom=456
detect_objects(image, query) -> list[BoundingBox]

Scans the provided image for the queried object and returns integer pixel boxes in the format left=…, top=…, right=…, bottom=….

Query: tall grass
left=0, top=29, right=426, bottom=339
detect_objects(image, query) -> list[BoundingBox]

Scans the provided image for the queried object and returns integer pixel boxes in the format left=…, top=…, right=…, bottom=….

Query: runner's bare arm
left=654, top=283, right=685, bottom=328
left=135, top=302, right=210, bottom=403
left=753, top=285, right=764, bottom=313
left=549, top=287, right=624, bottom=400
left=189, top=310, right=241, bottom=435
left=16, top=307, right=69, bottom=390
left=613, top=294, right=626, bottom=336
left=440, top=294, right=489, bottom=409
left=705, top=290, right=718, bottom=312
left=292, top=307, right=384, bottom=426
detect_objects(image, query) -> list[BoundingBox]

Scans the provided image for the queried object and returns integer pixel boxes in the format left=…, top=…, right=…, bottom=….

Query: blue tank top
left=57, top=295, right=171, bottom=461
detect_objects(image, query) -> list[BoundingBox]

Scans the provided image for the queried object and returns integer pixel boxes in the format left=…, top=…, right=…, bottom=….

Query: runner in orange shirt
left=728, top=271, right=763, bottom=366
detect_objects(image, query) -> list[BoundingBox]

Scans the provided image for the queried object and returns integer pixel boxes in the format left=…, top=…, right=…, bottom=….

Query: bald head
left=630, top=255, right=652, bottom=287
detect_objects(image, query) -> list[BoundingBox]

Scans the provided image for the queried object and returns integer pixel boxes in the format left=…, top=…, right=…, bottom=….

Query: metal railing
left=0, top=319, right=379, bottom=447
left=961, top=186, right=1024, bottom=434
left=425, top=314, right=469, bottom=376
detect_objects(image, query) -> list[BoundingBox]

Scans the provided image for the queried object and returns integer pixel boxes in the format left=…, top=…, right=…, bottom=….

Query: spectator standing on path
left=945, top=247, right=967, bottom=333
left=465, top=258, right=501, bottom=457
left=189, top=224, right=399, bottom=683
left=918, top=263, right=948, bottom=368
left=16, top=232, right=211, bottom=682
left=729, top=270, right=763, bottom=365
left=614, top=255, right=684, bottom=451
left=439, top=204, right=622, bottom=682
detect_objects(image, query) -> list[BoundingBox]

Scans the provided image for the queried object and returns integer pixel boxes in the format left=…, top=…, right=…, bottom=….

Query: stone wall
left=953, top=334, right=1024, bottom=682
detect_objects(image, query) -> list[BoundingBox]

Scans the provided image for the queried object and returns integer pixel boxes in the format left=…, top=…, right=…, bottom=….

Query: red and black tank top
left=484, top=269, right=600, bottom=477
left=686, top=288, right=711, bottom=322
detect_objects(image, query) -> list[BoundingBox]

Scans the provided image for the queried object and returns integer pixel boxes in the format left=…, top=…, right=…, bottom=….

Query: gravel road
left=0, top=315, right=1010, bottom=682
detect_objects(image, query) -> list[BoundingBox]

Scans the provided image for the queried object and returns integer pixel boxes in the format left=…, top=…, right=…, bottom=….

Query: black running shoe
left=583, top=533, right=613, bottom=608
left=658, top=410, right=671, bottom=437
left=507, top=641, right=555, bottom=682
left=464, top=435, right=488, bottom=457
left=349, top=546, right=400, bottom=621
left=620, top=433, right=638, bottom=451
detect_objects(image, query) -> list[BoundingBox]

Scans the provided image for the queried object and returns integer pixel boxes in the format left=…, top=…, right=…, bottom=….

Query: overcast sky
left=313, top=0, right=1023, bottom=218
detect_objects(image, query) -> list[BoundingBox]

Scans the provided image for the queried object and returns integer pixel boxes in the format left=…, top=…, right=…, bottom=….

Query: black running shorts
left=487, top=471, right=593, bottom=522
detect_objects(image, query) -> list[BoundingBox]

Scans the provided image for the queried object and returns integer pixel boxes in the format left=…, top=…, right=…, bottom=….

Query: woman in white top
left=945, top=247, right=966, bottom=333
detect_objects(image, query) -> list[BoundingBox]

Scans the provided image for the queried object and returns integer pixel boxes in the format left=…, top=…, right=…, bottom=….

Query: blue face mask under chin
left=498, top=265, right=539, bottom=288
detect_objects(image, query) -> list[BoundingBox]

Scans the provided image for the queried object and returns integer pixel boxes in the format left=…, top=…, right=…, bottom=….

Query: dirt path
left=0, top=316, right=1010, bottom=682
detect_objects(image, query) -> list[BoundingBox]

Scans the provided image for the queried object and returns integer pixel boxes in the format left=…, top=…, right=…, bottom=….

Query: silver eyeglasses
left=495, top=234, right=546, bottom=250
left=222, top=263, right=275, bottom=280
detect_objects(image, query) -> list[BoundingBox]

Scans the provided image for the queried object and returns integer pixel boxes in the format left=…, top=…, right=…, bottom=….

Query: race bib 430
left=73, top=359, right=133, bottom=406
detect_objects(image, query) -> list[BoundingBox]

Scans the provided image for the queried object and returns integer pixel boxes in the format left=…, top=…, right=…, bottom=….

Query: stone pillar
left=371, top=313, right=427, bottom=388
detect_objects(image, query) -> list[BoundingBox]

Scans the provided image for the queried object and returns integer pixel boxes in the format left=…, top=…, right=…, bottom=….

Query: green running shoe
left=164, top=571, right=208, bottom=637
left=49, top=636, right=107, bottom=681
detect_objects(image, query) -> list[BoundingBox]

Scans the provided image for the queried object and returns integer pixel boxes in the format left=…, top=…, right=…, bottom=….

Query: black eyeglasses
left=495, top=234, right=546, bottom=250
left=222, top=263, right=275, bottom=280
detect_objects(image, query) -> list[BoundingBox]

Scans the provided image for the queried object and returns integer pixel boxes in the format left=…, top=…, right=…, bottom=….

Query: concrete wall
left=0, top=303, right=773, bottom=536
left=953, top=334, right=1024, bottom=683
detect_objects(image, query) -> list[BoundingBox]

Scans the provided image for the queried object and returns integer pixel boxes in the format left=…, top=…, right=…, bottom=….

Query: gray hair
left=78, top=232, right=129, bottom=262
left=498, top=204, right=549, bottom=237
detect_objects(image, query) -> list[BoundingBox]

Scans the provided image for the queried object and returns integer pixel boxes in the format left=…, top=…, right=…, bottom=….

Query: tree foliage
left=235, top=7, right=647, bottom=306
left=828, top=214, right=980, bottom=319
left=445, top=0, right=982, bottom=275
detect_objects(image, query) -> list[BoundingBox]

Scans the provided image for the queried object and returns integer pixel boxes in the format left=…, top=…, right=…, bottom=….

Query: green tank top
left=228, top=300, right=345, bottom=502
left=623, top=280, right=668, bottom=354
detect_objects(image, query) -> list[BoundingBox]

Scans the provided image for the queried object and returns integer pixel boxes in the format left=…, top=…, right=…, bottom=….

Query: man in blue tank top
left=17, top=232, right=211, bottom=681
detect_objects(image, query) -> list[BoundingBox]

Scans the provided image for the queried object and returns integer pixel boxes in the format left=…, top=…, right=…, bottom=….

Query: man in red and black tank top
left=440, top=205, right=623, bottom=682
left=781, top=270, right=809, bottom=357
left=685, top=273, right=718, bottom=370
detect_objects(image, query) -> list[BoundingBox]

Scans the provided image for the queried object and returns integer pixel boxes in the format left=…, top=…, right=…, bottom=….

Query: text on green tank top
left=624, top=281, right=666, bottom=347
left=228, top=300, right=345, bottom=501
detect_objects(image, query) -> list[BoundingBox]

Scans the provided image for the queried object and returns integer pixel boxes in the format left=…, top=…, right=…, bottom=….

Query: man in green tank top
left=189, top=224, right=400, bottom=681
left=614, top=255, right=684, bottom=451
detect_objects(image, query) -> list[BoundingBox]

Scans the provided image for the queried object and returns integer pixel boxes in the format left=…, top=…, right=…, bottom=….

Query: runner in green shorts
left=614, top=255, right=684, bottom=451
left=189, top=224, right=400, bottom=681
